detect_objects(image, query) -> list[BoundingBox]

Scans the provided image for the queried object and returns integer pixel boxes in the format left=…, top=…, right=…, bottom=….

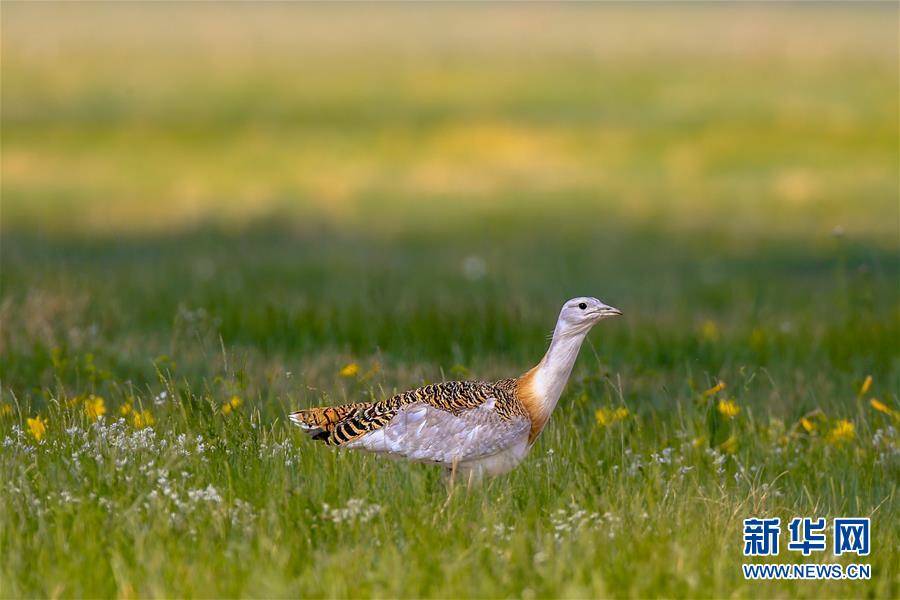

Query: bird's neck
left=518, top=324, right=589, bottom=443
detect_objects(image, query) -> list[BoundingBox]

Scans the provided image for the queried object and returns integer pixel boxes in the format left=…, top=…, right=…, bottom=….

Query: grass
left=1, top=3, right=898, bottom=598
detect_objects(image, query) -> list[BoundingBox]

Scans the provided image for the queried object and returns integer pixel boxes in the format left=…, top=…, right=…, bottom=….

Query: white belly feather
left=344, top=398, right=531, bottom=475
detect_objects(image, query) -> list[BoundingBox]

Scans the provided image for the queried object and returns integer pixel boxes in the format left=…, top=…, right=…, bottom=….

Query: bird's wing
left=345, top=398, right=531, bottom=465
left=290, top=380, right=531, bottom=465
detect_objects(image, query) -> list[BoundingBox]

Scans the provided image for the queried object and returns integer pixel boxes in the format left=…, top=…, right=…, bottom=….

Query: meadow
left=1, top=4, right=898, bottom=598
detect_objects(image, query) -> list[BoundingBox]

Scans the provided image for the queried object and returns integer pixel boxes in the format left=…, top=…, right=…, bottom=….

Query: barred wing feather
left=289, top=379, right=531, bottom=470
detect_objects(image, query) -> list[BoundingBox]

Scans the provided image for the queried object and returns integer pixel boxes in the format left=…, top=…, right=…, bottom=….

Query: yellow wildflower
left=869, top=399, right=897, bottom=418
left=120, top=401, right=133, bottom=416
left=703, top=381, right=726, bottom=397
left=720, top=435, right=738, bottom=454
left=84, top=395, right=106, bottom=421
left=339, top=363, right=360, bottom=378
left=827, top=420, right=855, bottom=444
left=858, top=375, right=872, bottom=396
left=691, top=436, right=706, bottom=448
left=132, top=410, right=155, bottom=429
left=0, top=403, right=13, bottom=417
left=595, top=406, right=629, bottom=427
left=749, top=327, right=766, bottom=350
left=27, top=416, right=46, bottom=441
left=800, top=417, right=815, bottom=433
left=717, top=398, right=740, bottom=419
left=700, top=319, right=720, bottom=342
left=221, top=395, right=242, bottom=415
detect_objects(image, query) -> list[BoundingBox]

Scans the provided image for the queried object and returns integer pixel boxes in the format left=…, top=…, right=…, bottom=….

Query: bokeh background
left=2, top=3, right=896, bottom=402
left=4, top=3, right=898, bottom=236
left=0, top=4, right=898, bottom=597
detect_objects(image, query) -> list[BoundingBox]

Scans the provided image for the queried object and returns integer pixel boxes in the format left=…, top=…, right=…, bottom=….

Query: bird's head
left=555, top=296, right=622, bottom=336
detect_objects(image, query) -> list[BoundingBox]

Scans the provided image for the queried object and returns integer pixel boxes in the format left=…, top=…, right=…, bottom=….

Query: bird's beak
left=599, top=305, right=623, bottom=318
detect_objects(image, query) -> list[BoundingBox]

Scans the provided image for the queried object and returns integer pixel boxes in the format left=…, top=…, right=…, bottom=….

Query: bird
left=289, top=297, right=622, bottom=481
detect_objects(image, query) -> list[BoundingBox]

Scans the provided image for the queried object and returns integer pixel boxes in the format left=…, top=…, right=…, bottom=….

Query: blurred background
left=1, top=3, right=897, bottom=410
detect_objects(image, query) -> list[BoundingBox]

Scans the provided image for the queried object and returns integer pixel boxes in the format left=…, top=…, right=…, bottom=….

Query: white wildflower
left=322, top=498, right=381, bottom=524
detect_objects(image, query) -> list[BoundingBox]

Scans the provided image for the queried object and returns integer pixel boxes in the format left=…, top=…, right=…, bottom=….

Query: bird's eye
left=578, top=302, right=587, bottom=310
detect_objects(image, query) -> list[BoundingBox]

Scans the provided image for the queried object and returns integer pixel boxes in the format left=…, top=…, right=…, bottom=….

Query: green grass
left=1, top=4, right=898, bottom=598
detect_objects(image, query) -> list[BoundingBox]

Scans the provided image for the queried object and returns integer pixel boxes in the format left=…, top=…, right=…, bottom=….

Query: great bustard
left=290, top=297, right=622, bottom=480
